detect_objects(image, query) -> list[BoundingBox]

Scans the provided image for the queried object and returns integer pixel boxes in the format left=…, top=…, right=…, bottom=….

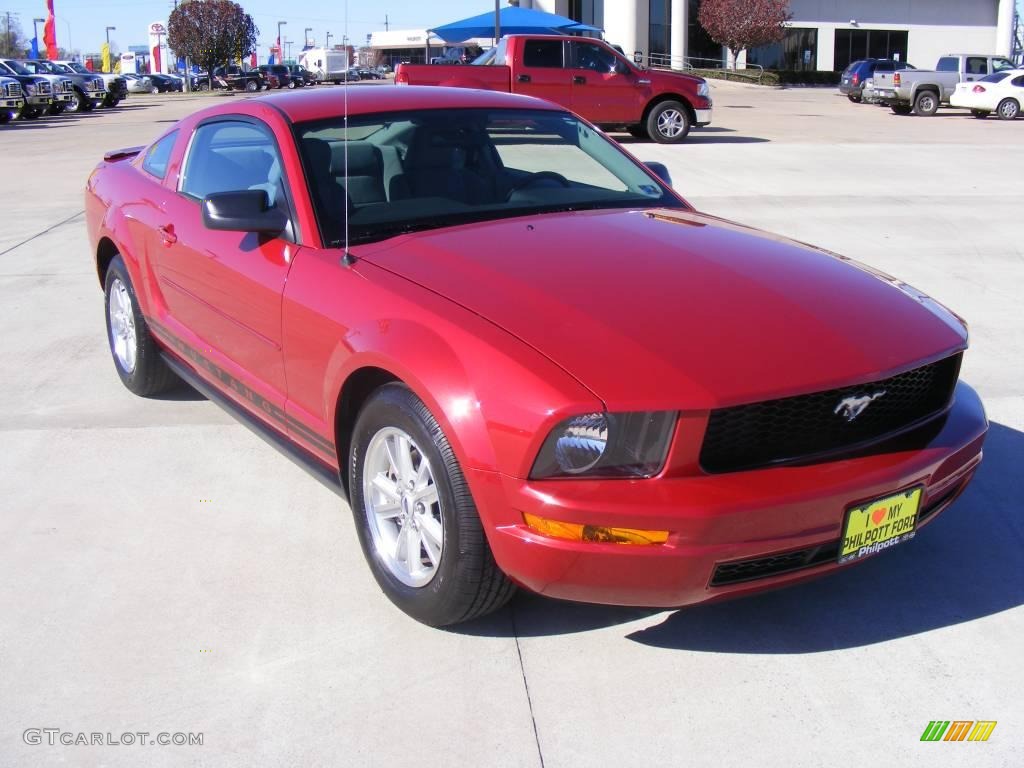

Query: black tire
left=996, top=97, right=1020, bottom=121
left=151, top=86, right=160, bottom=95
left=48, top=103, right=66, bottom=115
left=647, top=100, right=691, bottom=143
left=245, top=79, right=258, bottom=92
left=67, top=89, right=86, bottom=113
left=627, top=125, right=648, bottom=139
left=349, top=384, right=515, bottom=626
left=847, top=93, right=862, bottom=103
left=103, top=255, right=179, bottom=397
left=890, top=104, right=913, bottom=116
left=0, top=111, right=10, bottom=124
left=913, top=90, right=939, bottom=116
left=21, top=107, right=41, bottom=120
left=287, top=80, right=296, bottom=89
left=105, top=96, right=120, bottom=108
left=971, top=109, right=990, bottom=119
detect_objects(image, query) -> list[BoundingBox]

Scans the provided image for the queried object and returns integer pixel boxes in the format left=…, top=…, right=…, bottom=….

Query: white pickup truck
left=874, top=53, right=1017, bottom=115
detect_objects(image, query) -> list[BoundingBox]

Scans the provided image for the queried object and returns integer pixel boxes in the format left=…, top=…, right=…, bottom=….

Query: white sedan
left=950, top=69, right=1024, bottom=119
left=122, top=74, right=152, bottom=94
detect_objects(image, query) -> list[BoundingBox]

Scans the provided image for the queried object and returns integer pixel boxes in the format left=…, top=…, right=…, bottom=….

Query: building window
left=688, top=0, right=723, bottom=65
left=748, top=28, right=818, bottom=71
left=649, top=0, right=671, bottom=57
left=833, top=29, right=909, bottom=71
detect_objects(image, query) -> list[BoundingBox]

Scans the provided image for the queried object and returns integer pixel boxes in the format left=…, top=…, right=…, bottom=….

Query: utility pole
left=4, top=11, right=19, bottom=57
left=383, top=14, right=389, bottom=32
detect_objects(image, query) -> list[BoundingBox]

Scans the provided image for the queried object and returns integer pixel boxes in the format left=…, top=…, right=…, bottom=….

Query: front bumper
left=1, top=97, right=23, bottom=110
left=471, top=382, right=986, bottom=608
left=694, top=108, right=712, bottom=127
left=26, top=95, right=51, bottom=107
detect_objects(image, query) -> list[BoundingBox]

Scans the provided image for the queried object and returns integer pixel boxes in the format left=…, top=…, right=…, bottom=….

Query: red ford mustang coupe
left=86, top=86, right=986, bottom=626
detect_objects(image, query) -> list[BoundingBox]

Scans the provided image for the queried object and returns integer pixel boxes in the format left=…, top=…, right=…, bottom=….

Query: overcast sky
left=4, top=0, right=491, bottom=55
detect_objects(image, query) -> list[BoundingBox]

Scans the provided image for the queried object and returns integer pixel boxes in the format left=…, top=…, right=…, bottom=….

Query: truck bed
left=396, top=64, right=511, bottom=92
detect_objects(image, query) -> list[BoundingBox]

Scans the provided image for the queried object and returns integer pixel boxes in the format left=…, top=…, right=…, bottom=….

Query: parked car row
left=0, top=57, right=126, bottom=121
left=841, top=53, right=1022, bottom=119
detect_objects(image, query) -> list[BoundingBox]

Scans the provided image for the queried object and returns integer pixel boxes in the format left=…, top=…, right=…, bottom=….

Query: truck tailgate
left=396, top=64, right=511, bottom=92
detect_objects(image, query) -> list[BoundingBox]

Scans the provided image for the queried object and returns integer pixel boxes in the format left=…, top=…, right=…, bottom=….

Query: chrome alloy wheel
left=657, top=108, right=686, bottom=138
left=108, top=278, right=137, bottom=373
left=362, top=427, right=443, bottom=587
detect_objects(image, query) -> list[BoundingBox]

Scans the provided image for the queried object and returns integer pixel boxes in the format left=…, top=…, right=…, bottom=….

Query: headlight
left=531, top=411, right=677, bottom=479
left=24, top=82, right=36, bottom=95
left=697, top=81, right=710, bottom=98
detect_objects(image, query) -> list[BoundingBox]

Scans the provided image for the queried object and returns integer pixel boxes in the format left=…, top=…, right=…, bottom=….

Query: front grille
left=37, top=81, right=52, bottom=95
left=700, top=354, right=962, bottom=474
left=5, top=82, right=22, bottom=98
left=89, top=80, right=104, bottom=92
left=61, top=80, right=73, bottom=93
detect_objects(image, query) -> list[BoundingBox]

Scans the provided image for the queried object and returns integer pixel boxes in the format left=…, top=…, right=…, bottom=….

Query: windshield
left=3, top=60, right=31, bottom=75
left=65, top=62, right=89, bottom=74
left=294, top=108, right=682, bottom=247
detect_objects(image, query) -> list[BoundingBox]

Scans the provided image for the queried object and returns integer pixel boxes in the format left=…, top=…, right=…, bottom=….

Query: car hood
left=358, top=208, right=967, bottom=409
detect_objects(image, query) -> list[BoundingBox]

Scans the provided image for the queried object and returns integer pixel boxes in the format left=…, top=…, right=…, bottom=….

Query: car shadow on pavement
left=458, top=421, right=1023, bottom=652
left=614, top=128, right=770, bottom=145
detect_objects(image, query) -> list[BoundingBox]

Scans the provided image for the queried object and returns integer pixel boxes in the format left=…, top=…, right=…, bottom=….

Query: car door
left=151, top=116, right=296, bottom=410
left=513, top=38, right=572, bottom=109
left=567, top=40, right=644, bottom=124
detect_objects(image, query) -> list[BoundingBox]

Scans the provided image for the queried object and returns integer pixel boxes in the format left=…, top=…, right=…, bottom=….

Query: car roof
left=204, top=85, right=565, bottom=124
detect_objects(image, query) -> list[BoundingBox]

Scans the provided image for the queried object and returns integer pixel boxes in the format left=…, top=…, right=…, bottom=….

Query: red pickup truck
left=396, top=35, right=712, bottom=143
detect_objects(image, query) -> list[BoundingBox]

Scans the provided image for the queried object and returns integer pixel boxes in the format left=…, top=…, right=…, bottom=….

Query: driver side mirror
left=645, top=162, right=672, bottom=187
left=202, top=190, right=287, bottom=234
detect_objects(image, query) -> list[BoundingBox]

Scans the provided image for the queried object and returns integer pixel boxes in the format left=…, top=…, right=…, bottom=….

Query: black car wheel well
left=335, top=366, right=400, bottom=491
left=96, top=237, right=119, bottom=287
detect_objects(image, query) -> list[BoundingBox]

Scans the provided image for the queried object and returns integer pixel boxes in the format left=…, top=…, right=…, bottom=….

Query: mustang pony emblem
left=834, top=390, right=887, bottom=422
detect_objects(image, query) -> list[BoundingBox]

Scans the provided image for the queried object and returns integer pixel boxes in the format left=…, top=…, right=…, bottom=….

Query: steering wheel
left=504, top=171, right=571, bottom=201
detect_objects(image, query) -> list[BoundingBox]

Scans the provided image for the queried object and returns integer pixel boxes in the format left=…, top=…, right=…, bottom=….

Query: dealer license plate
left=838, top=487, right=922, bottom=565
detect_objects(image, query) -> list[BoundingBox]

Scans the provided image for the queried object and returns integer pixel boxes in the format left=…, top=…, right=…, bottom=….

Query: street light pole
left=304, top=27, right=312, bottom=48
left=277, top=20, right=286, bottom=63
left=325, top=31, right=332, bottom=49
left=32, top=17, right=44, bottom=59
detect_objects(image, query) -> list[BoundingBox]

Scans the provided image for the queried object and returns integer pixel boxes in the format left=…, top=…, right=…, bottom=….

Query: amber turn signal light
left=523, top=513, right=669, bottom=545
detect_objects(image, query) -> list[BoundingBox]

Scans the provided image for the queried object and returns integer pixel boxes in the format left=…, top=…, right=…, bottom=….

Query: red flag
left=43, top=0, right=58, bottom=60
left=250, top=52, right=257, bottom=68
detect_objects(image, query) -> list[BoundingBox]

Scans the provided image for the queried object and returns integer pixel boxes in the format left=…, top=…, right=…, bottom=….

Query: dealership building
left=513, top=0, right=1019, bottom=71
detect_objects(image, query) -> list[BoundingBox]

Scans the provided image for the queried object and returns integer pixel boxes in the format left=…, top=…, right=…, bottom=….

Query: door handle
left=573, top=75, right=586, bottom=85
left=517, top=74, right=531, bottom=83
left=157, top=224, right=177, bottom=246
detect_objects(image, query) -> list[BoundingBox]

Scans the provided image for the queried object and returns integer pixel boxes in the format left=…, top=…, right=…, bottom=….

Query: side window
left=569, top=42, right=617, bottom=73
left=1012, top=75, right=1024, bottom=88
left=522, top=39, right=564, bottom=68
left=966, top=57, right=987, bottom=75
left=992, top=58, right=1015, bottom=72
left=936, top=57, right=958, bottom=72
left=142, top=130, right=178, bottom=179
left=181, top=120, right=285, bottom=206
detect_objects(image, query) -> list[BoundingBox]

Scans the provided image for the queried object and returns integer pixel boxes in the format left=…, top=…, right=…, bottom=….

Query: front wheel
left=103, top=255, right=179, bottom=396
left=245, top=80, right=258, bottom=92
left=847, top=93, right=862, bottom=103
left=21, top=107, right=41, bottom=120
left=349, top=384, right=515, bottom=626
left=996, top=98, right=1020, bottom=120
left=67, top=90, right=86, bottom=113
left=48, top=103, right=66, bottom=115
left=647, top=100, right=691, bottom=143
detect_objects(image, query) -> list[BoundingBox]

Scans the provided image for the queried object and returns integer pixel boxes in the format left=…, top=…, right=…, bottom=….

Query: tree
left=0, top=14, right=28, bottom=58
left=698, top=0, right=791, bottom=68
left=167, top=0, right=258, bottom=89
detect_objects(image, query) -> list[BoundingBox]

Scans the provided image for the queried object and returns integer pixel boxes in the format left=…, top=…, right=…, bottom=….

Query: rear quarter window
left=936, top=57, right=959, bottom=72
left=141, top=131, right=177, bottom=179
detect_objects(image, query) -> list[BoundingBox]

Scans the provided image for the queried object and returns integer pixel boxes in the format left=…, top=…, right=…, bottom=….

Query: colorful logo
left=920, top=720, right=997, bottom=742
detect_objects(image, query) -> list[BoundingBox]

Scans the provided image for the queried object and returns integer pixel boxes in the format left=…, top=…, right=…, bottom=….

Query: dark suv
left=257, top=64, right=293, bottom=89
left=840, top=59, right=915, bottom=102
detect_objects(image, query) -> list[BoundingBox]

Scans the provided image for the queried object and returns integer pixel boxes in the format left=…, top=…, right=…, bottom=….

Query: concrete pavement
left=0, top=84, right=1021, bottom=767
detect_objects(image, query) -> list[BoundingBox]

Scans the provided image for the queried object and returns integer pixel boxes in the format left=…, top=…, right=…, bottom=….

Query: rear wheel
left=912, top=90, right=939, bottom=116
left=647, top=100, right=691, bottom=144
left=349, top=384, right=515, bottom=626
left=996, top=97, right=1020, bottom=120
left=103, top=255, right=179, bottom=397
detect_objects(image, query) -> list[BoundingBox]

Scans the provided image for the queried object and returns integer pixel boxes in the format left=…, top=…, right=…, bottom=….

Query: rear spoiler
left=103, top=145, right=145, bottom=162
